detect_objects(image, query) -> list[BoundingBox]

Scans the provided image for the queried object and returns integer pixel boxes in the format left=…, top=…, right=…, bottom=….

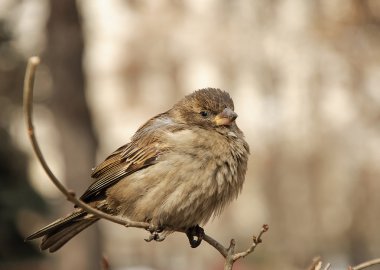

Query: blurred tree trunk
left=45, top=1, right=101, bottom=269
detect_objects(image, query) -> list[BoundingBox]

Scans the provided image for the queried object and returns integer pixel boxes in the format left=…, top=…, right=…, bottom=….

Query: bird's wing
left=80, top=139, right=162, bottom=202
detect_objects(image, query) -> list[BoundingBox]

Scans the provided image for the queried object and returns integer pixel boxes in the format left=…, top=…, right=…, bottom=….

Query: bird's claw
left=144, top=225, right=165, bottom=242
left=146, top=224, right=164, bottom=233
left=144, top=231, right=165, bottom=242
left=186, top=225, right=205, bottom=248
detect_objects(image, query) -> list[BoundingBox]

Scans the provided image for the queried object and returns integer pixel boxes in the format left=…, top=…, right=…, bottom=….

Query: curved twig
left=351, top=258, right=380, bottom=270
left=308, top=257, right=380, bottom=270
left=23, top=56, right=267, bottom=269
left=24, top=57, right=151, bottom=230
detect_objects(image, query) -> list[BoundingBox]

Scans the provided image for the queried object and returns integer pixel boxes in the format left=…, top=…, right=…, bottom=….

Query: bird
left=26, top=88, right=249, bottom=252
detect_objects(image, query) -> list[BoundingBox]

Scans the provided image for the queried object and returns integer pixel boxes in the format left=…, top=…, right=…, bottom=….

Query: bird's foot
left=144, top=231, right=166, bottom=242
left=146, top=224, right=164, bottom=233
left=186, top=225, right=204, bottom=248
left=144, top=225, right=165, bottom=242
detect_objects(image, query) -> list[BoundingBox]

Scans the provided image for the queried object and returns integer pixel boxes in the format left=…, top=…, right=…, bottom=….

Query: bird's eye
left=200, top=111, right=209, bottom=117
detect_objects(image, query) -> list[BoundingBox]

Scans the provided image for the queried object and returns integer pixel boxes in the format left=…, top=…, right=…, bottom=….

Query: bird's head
left=170, top=88, right=238, bottom=131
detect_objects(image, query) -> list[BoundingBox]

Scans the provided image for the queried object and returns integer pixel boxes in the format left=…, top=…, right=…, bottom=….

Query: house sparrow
left=26, top=88, right=249, bottom=252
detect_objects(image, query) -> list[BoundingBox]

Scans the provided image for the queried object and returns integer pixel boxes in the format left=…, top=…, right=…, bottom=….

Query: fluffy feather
left=26, top=88, right=249, bottom=252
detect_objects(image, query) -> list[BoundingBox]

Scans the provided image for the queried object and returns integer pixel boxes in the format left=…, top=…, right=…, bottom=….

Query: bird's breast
left=106, top=127, right=248, bottom=229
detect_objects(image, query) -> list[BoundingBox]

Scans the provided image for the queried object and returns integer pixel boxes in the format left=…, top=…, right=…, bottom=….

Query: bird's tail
left=25, top=210, right=99, bottom=252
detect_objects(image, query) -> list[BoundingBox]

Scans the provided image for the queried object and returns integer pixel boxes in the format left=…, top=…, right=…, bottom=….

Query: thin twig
left=322, top=263, right=331, bottom=270
left=223, top=224, right=269, bottom=270
left=351, top=258, right=380, bottom=270
left=23, top=56, right=266, bottom=269
left=307, top=257, right=380, bottom=270
left=308, top=257, right=322, bottom=270
left=232, top=224, right=269, bottom=261
left=23, top=56, right=152, bottom=230
left=203, top=233, right=228, bottom=257
left=224, top=239, right=236, bottom=270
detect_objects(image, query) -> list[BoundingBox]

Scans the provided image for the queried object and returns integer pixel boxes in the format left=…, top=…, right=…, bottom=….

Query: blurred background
left=1, top=0, right=380, bottom=269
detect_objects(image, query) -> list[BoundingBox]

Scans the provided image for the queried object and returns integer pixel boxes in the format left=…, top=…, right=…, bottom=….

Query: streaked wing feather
left=90, top=144, right=129, bottom=178
left=80, top=142, right=160, bottom=202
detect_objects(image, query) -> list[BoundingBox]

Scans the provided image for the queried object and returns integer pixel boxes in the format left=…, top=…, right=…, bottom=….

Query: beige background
left=1, top=0, right=380, bottom=269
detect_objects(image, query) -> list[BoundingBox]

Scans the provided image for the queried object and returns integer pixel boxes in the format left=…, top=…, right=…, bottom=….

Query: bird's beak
left=214, top=108, right=238, bottom=126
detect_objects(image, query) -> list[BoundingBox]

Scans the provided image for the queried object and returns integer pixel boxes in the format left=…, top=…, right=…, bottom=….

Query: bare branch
left=224, top=239, right=236, bottom=270
left=322, top=263, right=331, bottom=270
left=232, top=224, right=269, bottom=261
left=23, top=56, right=266, bottom=269
left=23, top=56, right=152, bottom=230
left=203, top=234, right=228, bottom=258
left=351, top=258, right=380, bottom=270
left=307, top=257, right=380, bottom=270
left=222, top=225, right=269, bottom=270
left=308, top=257, right=322, bottom=270
left=306, top=258, right=330, bottom=270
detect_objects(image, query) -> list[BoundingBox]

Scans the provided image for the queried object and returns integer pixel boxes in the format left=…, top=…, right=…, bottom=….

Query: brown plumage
left=26, top=88, right=249, bottom=252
